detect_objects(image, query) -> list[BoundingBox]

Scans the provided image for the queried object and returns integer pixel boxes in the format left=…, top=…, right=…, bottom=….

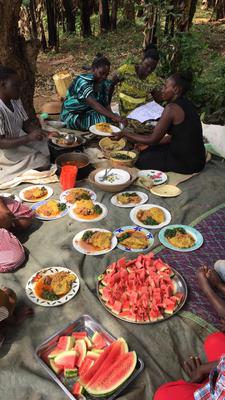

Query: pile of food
left=47, top=330, right=137, bottom=397
left=100, top=137, right=125, bottom=152
left=36, top=200, right=66, bottom=218
left=112, top=152, right=133, bottom=160
left=137, top=207, right=165, bottom=226
left=33, top=271, right=76, bottom=301
left=65, top=188, right=92, bottom=204
left=117, top=192, right=141, bottom=205
left=96, top=122, right=113, bottom=134
left=165, top=227, right=196, bottom=249
left=98, top=253, right=184, bottom=322
left=73, top=200, right=102, bottom=220
left=117, top=229, right=149, bottom=250
left=80, top=230, right=112, bottom=251
left=24, top=186, right=48, bottom=201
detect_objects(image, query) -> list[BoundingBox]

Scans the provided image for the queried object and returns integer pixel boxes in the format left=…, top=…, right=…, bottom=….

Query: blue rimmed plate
left=158, top=224, right=204, bottom=252
left=31, top=199, right=68, bottom=221
left=114, top=225, right=154, bottom=252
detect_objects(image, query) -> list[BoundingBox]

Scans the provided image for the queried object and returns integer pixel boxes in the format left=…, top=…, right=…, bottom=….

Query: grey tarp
left=0, top=158, right=225, bottom=400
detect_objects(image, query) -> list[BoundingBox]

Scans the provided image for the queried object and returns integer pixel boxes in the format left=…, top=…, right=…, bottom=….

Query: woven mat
left=154, top=203, right=225, bottom=329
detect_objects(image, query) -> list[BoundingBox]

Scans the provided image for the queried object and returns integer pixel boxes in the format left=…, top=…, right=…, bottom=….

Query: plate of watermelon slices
left=97, top=253, right=187, bottom=324
left=35, top=314, right=144, bottom=400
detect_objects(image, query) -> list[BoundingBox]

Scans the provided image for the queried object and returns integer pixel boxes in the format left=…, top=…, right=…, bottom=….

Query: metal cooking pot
left=48, top=136, right=86, bottom=164
left=55, top=152, right=93, bottom=181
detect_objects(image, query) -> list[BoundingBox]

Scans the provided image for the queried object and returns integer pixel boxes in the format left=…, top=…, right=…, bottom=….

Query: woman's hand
left=28, top=129, right=46, bottom=142
left=183, top=356, right=204, bottom=383
left=47, top=131, right=60, bottom=139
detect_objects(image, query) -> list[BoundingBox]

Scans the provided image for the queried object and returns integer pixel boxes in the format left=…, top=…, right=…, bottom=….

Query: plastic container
left=53, top=71, right=73, bottom=98
left=60, top=165, right=78, bottom=190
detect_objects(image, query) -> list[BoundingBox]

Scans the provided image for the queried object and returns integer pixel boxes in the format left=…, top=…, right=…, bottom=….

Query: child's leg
left=204, top=332, right=225, bottom=362
left=154, top=380, right=204, bottom=400
left=214, top=260, right=225, bottom=282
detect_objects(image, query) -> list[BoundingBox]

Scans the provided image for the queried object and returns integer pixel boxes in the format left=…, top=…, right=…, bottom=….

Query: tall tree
left=99, top=0, right=110, bottom=33
left=45, top=0, right=58, bottom=49
left=0, top=0, right=39, bottom=117
left=214, top=0, right=225, bottom=19
left=80, top=0, right=92, bottom=36
left=111, top=0, right=118, bottom=30
left=63, top=0, right=76, bottom=32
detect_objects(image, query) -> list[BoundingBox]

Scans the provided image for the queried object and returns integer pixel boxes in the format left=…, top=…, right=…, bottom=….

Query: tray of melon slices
left=35, top=314, right=144, bottom=400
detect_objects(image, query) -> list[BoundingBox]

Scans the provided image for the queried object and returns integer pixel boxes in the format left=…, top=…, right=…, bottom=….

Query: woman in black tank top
left=116, top=72, right=206, bottom=174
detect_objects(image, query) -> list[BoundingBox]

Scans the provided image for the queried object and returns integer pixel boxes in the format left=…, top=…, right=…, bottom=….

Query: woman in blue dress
left=61, top=54, right=125, bottom=131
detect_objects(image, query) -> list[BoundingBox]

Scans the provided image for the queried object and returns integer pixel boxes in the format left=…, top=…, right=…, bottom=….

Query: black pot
left=48, top=136, right=86, bottom=164
left=55, top=152, right=93, bottom=181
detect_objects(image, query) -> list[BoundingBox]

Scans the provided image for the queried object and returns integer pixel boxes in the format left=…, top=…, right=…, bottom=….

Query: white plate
left=0, top=192, right=20, bottom=202
left=138, top=170, right=167, bottom=186
left=31, top=200, right=68, bottom=221
left=73, top=228, right=117, bottom=256
left=60, top=187, right=97, bottom=206
left=69, top=202, right=108, bottom=222
left=159, top=224, right=204, bottom=252
left=130, top=204, right=171, bottom=229
left=114, top=225, right=154, bottom=252
left=111, top=191, right=148, bottom=208
left=150, top=185, right=182, bottom=197
left=89, top=124, right=120, bottom=137
left=25, top=267, right=80, bottom=307
left=95, top=168, right=130, bottom=185
left=19, top=185, right=53, bottom=202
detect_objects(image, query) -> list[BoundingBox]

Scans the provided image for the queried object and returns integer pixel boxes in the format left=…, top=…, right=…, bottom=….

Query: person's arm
left=108, top=72, right=122, bottom=103
left=197, top=267, right=225, bottom=318
left=0, top=130, right=46, bottom=149
left=119, top=104, right=174, bottom=145
left=184, top=355, right=218, bottom=383
left=0, top=198, right=14, bottom=230
left=85, top=95, right=125, bottom=124
left=23, top=118, right=41, bottom=134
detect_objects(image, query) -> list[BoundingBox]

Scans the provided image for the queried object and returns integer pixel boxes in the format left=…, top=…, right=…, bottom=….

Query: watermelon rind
left=48, top=347, right=63, bottom=359
left=74, top=339, right=87, bottom=367
left=57, top=336, right=75, bottom=351
left=54, top=350, right=78, bottom=369
left=64, top=368, right=78, bottom=378
left=92, top=332, right=107, bottom=349
left=49, top=359, right=63, bottom=375
left=86, top=351, right=137, bottom=396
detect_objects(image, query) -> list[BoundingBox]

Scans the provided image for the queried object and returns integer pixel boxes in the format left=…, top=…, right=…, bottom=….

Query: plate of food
left=69, top=200, right=107, bottom=222
left=130, top=204, right=171, bottom=229
left=31, top=199, right=68, bottom=220
left=73, top=228, right=117, bottom=256
left=137, top=170, right=167, bottom=186
left=90, top=122, right=121, bottom=137
left=26, top=267, right=79, bottom=307
left=114, top=226, right=154, bottom=252
left=159, top=224, right=204, bottom=252
left=97, top=253, right=187, bottom=324
left=19, top=185, right=53, bottom=202
left=60, top=187, right=97, bottom=206
left=111, top=191, right=148, bottom=208
left=0, top=192, right=20, bottom=202
left=95, top=168, right=130, bottom=185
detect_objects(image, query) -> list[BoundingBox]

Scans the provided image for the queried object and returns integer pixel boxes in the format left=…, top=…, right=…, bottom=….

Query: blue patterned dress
left=60, top=73, right=112, bottom=131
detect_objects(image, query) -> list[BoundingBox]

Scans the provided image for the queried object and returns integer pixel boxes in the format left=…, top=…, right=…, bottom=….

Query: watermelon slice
left=54, top=350, right=78, bottom=369
left=92, top=332, right=107, bottom=349
left=84, top=336, right=93, bottom=350
left=49, top=359, right=63, bottom=375
left=79, top=357, right=94, bottom=376
left=64, top=368, right=78, bottom=378
left=48, top=347, right=63, bottom=359
left=72, top=331, right=87, bottom=340
left=57, top=336, right=75, bottom=351
left=86, top=351, right=100, bottom=361
left=74, top=339, right=87, bottom=367
left=72, top=382, right=84, bottom=396
left=86, top=351, right=137, bottom=396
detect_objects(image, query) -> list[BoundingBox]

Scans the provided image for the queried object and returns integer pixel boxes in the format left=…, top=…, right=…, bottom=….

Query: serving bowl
left=88, top=166, right=139, bottom=192
left=110, top=150, right=138, bottom=168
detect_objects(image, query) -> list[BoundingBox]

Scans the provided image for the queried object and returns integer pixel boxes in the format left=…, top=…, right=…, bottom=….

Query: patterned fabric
left=194, top=356, right=225, bottom=400
left=117, top=63, right=162, bottom=116
left=0, top=99, right=28, bottom=137
left=156, top=207, right=225, bottom=329
left=60, top=73, right=112, bottom=130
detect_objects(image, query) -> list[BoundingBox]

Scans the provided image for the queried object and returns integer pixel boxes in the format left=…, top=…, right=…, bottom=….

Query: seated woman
left=154, top=263, right=225, bottom=400
left=116, top=72, right=206, bottom=174
left=0, top=65, right=54, bottom=185
left=0, top=196, right=33, bottom=273
left=0, top=287, right=33, bottom=347
left=111, top=44, right=162, bottom=116
left=60, top=54, right=125, bottom=131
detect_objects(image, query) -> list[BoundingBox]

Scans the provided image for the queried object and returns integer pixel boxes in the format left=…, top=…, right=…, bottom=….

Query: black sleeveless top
left=168, top=97, right=205, bottom=173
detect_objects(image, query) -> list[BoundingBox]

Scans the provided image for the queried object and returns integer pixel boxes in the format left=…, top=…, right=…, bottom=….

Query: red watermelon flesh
left=92, top=332, right=107, bottom=349
left=48, top=347, right=63, bottom=359
left=86, top=351, right=137, bottom=396
left=54, top=350, right=78, bottom=369
left=72, top=382, right=83, bottom=396
left=74, top=339, right=87, bottom=367
left=79, top=357, right=94, bottom=376
left=49, top=359, right=63, bottom=375
left=86, top=351, right=100, bottom=361
left=72, top=331, right=87, bottom=340
left=57, top=336, right=75, bottom=351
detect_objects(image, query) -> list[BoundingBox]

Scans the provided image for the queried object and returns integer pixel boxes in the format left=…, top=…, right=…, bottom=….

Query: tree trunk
left=188, top=0, right=198, bottom=28
left=45, top=0, right=58, bottom=48
left=29, top=0, right=38, bottom=39
left=123, top=0, right=135, bottom=22
left=80, top=0, right=92, bottom=36
left=143, top=4, right=157, bottom=48
left=99, top=0, right=110, bottom=33
left=63, top=0, right=76, bottom=32
left=111, top=0, right=118, bottom=30
left=214, top=0, right=225, bottom=19
left=0, top=0, right=39, bottom=118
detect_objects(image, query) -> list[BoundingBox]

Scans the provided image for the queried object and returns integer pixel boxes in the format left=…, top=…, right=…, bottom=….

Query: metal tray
left=35, top=314, right=144, bottom=400
left=97, top=266, right=188, bottom=324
